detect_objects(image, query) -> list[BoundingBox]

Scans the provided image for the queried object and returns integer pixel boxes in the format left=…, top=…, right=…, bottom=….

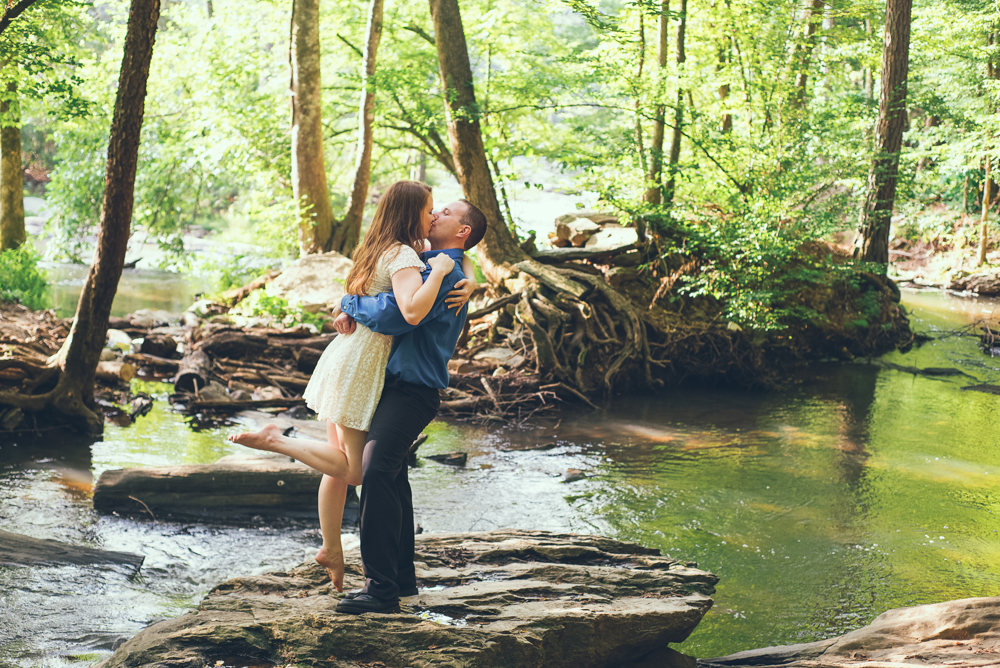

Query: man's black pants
left=359, top=377, right=440, bottom=601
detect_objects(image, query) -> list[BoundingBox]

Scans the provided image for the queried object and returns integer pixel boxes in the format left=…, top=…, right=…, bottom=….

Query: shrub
left=0, top=243, right=51, bottom=310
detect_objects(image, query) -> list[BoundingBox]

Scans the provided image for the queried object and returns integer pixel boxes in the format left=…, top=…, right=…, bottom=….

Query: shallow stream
left=3, top=288, right=1000, bottom=665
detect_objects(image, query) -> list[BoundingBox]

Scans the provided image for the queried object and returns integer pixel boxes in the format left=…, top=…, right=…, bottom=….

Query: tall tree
left=644, top=0, right=669, bottom=205
left=428, top=0, right=528, bottom=285
left=789, top=0, right=826, bottom=109
left=856, top=0, right=912, bottom=269
left=290, top=0, right=335, bottom=256
left=663, top=0, right=687, bottom=210
left=327, top=0, right=383, bottom=256
left=0, top=80, right=25, bottom=251
left=979, top=151, right=992, bottom=267
left=0, top=0, right=159, bottom=434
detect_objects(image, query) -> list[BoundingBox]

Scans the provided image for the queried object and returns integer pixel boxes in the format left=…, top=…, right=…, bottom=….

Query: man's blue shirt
left=340, top=248, right=467, bottom=389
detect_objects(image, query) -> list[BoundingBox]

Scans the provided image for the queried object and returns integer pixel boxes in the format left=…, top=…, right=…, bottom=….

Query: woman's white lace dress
left=303, top=244, right=424, bottom=431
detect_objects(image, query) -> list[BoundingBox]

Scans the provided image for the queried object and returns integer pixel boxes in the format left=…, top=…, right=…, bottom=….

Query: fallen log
left=125, top=352, right=181, bottom=371
left=268, top=334, right=335, bottom=352
left=185, top=397, right=306, bottom=411
left=0, top=529, right=144, bottom=572
left=95, top=360, right=136, bottom=384
left=530, top=242, right=637, bottom=263
left=197, top=331, right=269, bottom=359
left=94, top=458, right=322, bottom=517
left=175, top=350, right=212, bottom=392
left=227, top=370, right=309, bottom=390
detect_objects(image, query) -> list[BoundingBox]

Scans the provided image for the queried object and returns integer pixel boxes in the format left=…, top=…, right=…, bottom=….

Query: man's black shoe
left=344, top=586, right=418, bottom=600
left=336, top=593, right=400, bottom=614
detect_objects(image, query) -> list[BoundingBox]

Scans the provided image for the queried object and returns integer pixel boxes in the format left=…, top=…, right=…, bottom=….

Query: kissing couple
left=230, top=180, right=487, bottom=614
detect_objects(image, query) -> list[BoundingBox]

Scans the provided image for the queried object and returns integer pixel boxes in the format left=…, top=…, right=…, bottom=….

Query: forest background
left=1, top=0, right=998, bottom=344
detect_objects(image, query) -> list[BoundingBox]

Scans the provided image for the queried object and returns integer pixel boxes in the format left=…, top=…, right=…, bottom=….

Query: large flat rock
left=701, top=596, right=1000, bottom=668
left=0, top=530, right=144, bottom=572
left=95, top=530, right=717, bottom=668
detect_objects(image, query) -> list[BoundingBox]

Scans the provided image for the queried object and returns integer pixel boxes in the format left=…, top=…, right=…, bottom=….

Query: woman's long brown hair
left=345, top=180, right=431, bottom=296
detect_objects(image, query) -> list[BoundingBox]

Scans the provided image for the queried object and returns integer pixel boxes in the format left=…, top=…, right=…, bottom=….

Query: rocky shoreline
left=93, top=530, right=717, bottom=668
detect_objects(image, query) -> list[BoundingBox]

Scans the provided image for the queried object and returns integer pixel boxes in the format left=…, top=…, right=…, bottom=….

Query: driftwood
left=530, top=242, right=637, bottom=263
left=125, top=352, right=180, bottom=371
left=197, top=331, right=269, bottom=359
left=268, top=334, right=335, bottom=351
left=95, top=360, right=136, bottom=384
left=0, top=529, right=144, bottom=572
left=137, top=333, right=178, bottom=358
left=94, top=458, right=323, bottom=516
left=186, top=397, right=306, bottom=411
left=175, top=350, right=212, bottom=392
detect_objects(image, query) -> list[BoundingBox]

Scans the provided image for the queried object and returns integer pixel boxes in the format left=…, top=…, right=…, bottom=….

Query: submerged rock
left=702, top=596, right=1000, bottom=667
left=95, top=530, right=716, bottom=668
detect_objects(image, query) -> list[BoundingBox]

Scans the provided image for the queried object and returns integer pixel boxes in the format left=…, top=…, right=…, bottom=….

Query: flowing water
left=3, top=287, right=1000, bottom=666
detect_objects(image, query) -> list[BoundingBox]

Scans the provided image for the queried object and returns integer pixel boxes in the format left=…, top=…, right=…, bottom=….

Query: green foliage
left=0, top=243, right=50, bottom=310
left=229, top=285, right=327, bottom=330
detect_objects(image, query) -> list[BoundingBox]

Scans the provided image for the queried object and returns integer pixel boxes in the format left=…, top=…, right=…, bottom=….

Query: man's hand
left=446, top=278, right=475, bottom=313
left=334, top=312, right=356, bottom=335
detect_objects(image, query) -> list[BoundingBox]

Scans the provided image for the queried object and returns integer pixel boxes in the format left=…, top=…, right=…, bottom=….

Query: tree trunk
left=427, top=0, right=656, bottom=398
left=290, top=0, right=335, bottom=256
left=663, top=0, right=687, bottom=210
left=863, top=19, right=875, bottom=100
left=634, top=13, right=647, bottom=180
left=644, top=1, right=669, bottom=205
left=856, top=0, right=912, bottom=270
left=327, top=0, right=383, bottom=257
left=0, top=80, right=25, bottom=251
left=428, top=0, right=529, bottom=286
left=980, top=154, right=991, bottom=267
left=0, top=0, right=160, bottom=435
left=789, top=0, right=825, bottom=109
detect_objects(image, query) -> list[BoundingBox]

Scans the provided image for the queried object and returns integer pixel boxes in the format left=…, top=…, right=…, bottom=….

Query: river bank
left=3, top=288, right=1000, bottom=666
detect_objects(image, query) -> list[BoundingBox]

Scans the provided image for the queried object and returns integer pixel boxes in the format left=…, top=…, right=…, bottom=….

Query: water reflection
left=44, top=265, right=211, bottom=319
left=4, top=289, right=1000, bottom=664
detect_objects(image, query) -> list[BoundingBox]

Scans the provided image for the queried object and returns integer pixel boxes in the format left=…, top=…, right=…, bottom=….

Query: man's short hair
left=459, top=199, right=488, bottom=250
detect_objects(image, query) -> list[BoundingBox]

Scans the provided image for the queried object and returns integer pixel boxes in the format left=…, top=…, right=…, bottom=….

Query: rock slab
left=0, top=529, right=144, bottom=571
left=702, top=596, right=1000, bottom=668
left=95, top=530, right=717, bottom=668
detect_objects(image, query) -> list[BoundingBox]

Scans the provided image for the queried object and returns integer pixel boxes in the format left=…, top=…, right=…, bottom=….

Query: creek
left=3, top=286, right=1000, bottom=666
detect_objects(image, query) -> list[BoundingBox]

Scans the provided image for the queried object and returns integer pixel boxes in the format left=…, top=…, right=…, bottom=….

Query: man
left=334, top=199, right=487, bottom=614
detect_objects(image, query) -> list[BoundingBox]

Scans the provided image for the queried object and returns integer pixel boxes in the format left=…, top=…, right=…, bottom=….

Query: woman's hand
left=446, top=278, right=475, bottom=313
left=334, top=312, right=356, bottom=335
left=428, top=253, right=455, bottom=275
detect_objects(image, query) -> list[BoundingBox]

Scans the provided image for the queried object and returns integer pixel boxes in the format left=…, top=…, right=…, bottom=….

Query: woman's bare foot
left=315, top=544, right=345, bottom=593
left=228, top=423, right=283, bottom=452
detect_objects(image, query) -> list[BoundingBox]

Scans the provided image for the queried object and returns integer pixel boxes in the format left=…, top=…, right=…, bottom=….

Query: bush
left=0, top=243, right=51, bottom=310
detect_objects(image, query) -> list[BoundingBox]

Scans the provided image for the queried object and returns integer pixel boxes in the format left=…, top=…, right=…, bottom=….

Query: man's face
left=427, top=201, right=470, bottom=248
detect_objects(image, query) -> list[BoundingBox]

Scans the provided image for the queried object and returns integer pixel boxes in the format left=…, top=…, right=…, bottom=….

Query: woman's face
left=420, top=195, right=436, bottom=238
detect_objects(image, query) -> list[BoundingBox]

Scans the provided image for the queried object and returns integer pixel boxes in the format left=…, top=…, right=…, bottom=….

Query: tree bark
left=37, top=0, right=160, bottom=434
left=789, top=0, right=825, bottom=109
left=328, top=0, right=383, bottom=257
left=856, top=0, right=912, bottom=270
left=634, top=13, right=647, bottom=180
left=663, top=0, right=687, bottom=210
left=980, top=154, right=992, bottom=267
left=428, top=0, right=530, bottom=285
left=0, top=80, right=25, bottom=251
left=290, top=0, right=335, bottom=256
left=644, top=1, right=669, bottom=205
